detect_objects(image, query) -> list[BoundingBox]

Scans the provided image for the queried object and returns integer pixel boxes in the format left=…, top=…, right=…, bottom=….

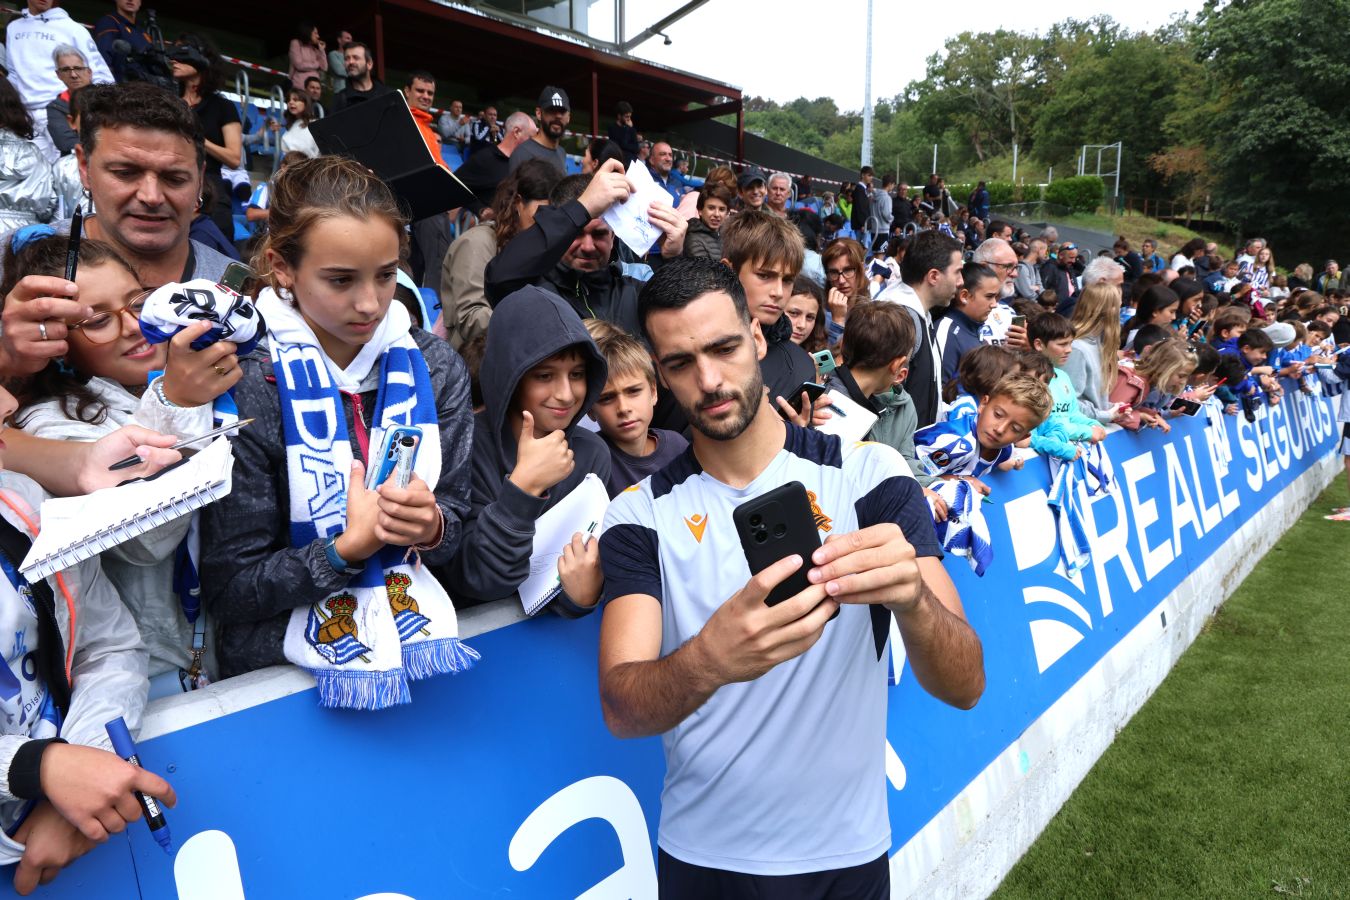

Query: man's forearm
left=888, top=581, right=985, bottom=709
left=600, top=638, right=721, bottom=739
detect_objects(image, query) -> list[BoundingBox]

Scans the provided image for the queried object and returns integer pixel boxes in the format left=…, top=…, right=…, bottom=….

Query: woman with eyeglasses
left=0, top=77, right=55, bottom=234
left=820, top=238, right=870, bottom=339
left=3, top=231, right=239, bottom=694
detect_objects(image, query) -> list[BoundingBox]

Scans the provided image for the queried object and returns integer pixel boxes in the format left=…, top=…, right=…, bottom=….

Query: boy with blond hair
left=584, top=320, right=689, bottom=496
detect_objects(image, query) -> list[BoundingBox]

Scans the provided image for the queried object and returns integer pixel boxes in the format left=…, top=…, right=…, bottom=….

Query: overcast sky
left=620, top=0, right=1202, bottom=110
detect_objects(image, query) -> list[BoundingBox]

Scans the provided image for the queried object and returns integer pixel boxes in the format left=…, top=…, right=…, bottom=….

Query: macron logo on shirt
left=683, top=513, right=709, bottom=543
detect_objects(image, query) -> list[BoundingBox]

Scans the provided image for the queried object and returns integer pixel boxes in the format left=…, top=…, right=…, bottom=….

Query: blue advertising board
left=9, top=388, right=1338, bottom=899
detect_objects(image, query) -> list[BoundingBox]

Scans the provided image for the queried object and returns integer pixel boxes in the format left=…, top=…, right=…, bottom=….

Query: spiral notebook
left=20, top=437, right=235, bottom=581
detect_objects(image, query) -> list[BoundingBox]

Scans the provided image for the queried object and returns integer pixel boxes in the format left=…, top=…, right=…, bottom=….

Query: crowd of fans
left=0, top=2, right=1344, bottom=893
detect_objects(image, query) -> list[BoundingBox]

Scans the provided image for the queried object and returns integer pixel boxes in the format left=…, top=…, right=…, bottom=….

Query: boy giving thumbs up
left=437, top=287, right=611, bottom=616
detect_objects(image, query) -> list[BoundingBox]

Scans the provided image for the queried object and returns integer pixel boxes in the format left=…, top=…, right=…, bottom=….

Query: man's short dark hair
left=638, top=257, right=749, bottom=346
left=304, top=75, right=322, bottom=87
left=859, top=165, right=874, bottom=177
left=988, top=219, right=1012, bottom=235
left=881, top=174, right=896, bottom=188
left=79, top=82, right=204, bottom=168
left=900, top=230, right=963, bottom=286
left=346, top=41, right=372, bottom=61
left=550, top=173, right=589, bottom=207
left=616, top=101, right=633, bottom=116
left=1238, top=328, right=1274, bottom=351
left=406, top=70, right=435, bottom=87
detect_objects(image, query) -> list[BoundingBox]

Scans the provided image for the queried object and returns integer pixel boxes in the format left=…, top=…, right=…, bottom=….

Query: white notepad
left=816, top=389, right=879, bottom=446
left=518, top=473, right=610, bottom=616
left=20, top=437, right=235, bottom=581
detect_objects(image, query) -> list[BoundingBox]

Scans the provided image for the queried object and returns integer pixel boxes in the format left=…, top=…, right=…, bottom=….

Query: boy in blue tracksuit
left=1027, top=313, right=1105, bottom=459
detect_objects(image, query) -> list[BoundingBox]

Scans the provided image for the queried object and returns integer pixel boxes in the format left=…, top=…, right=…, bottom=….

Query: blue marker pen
left=104, top=717, right=173, bottom=855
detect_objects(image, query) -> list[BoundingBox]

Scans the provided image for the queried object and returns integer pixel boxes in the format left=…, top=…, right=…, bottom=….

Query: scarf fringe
left=312, top=668, right=412, bottom=710
left=401, top=637, right=481, bottom=681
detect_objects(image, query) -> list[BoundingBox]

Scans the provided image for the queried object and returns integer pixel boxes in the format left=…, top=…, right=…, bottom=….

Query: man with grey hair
left=46, top=44, right=92, bottom=156
left=971, top=237, right=1028, bottom=348
left=453, top=110, right=538, bottom=217
left=1082, top=254, right=1125, bottom=291
left=765, top=172, right=792, bottom=217
left=1039, top=226, right=1059, bottom=245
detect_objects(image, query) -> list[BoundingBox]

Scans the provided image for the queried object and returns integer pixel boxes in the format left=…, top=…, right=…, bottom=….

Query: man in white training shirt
left=598, top=257, right=985, bottom=898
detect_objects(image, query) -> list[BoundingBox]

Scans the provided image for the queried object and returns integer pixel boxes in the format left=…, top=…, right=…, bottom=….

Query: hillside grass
left=1061, top=211, right=1235, bottom=260
left=991, top=482, right=1350, bottom=900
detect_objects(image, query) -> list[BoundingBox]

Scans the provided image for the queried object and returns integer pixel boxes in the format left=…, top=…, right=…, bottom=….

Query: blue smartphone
left=366, top=426, right=423, bottom=488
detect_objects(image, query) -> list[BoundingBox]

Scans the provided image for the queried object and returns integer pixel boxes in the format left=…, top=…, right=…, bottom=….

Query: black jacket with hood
left=437, top=286, right=612, bottom=616
left=483, top=199, right=644, bottom=337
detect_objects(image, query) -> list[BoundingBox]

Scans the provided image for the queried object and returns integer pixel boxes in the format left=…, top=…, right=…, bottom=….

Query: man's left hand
left=806, top=523, right=921, bottom=612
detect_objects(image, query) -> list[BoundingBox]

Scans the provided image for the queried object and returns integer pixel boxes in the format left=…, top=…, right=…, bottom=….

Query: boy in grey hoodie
left=440, top=286, right=611, bottom=616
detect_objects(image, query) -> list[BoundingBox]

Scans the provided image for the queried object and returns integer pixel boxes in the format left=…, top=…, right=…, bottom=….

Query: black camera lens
left=754, top=529, right=767, bottom=543
left=750, top=514, right=762, bottom=526
left=773, top=524, right=787, bottom=538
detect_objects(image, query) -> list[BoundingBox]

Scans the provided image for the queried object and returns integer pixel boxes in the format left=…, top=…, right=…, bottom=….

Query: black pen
left=108, top=418, right=254, bottom=471
left=65, top=207, right=83, bottom=282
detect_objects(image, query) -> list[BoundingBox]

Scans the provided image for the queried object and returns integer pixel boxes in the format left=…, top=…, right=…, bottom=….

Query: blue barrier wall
left=8, top=388, right=1339, bottom=899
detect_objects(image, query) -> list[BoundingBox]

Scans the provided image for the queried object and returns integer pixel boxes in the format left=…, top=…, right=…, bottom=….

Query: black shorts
left=658, top=849, right=890, bottom=900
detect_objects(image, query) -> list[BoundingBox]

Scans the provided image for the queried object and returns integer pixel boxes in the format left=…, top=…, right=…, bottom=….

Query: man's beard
left=545, top=120, right=566, bottom=140
left=681, top=367, right=763, bottom=442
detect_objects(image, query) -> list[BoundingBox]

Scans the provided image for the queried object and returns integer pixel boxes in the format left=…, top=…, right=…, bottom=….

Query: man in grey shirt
left=72, top=82, right=233, bottom=286
left=508, top=86, right=570, bottom=175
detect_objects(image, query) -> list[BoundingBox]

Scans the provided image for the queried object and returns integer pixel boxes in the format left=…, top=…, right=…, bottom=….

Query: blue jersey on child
left=913, top=415, right=1011, bottom=478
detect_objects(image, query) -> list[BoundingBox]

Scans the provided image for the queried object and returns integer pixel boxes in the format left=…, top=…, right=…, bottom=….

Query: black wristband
left=10, top=737, right=66, bottom=800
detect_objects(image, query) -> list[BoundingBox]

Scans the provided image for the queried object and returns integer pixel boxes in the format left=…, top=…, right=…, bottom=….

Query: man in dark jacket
left=330, top=43, right=394, bottom=113
left=484, top=159, right=686, bottom=336
left=851, top=166, right=874, bottom=236
left=607, top=101, right=639, bottom=165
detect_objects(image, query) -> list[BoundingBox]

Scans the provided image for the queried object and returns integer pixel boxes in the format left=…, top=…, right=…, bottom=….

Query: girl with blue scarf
left=200, top=157, right=477, bottom=709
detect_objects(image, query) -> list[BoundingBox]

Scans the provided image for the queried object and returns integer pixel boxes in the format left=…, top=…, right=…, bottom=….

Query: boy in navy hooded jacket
left=441, top=286, right=611, bottom=616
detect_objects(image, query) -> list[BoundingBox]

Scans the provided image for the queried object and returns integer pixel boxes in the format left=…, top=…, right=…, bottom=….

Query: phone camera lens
left=750, top=514, right=762, bottom=526
left=754, top=529, right=767, bottom=544
left=773, top=524, right=787, bottom=538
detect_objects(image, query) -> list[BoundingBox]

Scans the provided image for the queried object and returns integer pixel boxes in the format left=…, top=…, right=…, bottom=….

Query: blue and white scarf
left=139, top=279, right=266, bottom=356
left=257, top=291, right=477, bottom=709
left=139, top=278, right=256, bottom=688
left=1046, top=443, right=1116, bottom=577
left=926, top=477, right=993, bottom=576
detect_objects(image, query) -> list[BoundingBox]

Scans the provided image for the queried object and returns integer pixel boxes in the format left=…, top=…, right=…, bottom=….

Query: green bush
left=1043, top=176, right=1105, bottom=213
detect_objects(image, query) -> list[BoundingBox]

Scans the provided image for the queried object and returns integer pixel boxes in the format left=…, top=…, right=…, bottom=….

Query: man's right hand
left=692, top=555, right=837, bottom=685
left=509, top=410, right=574, bottom=497
left=39, top=743, right=176, bottom=844
left=578, top=159, right=634, bottom=218
left=0, top=276, right=93, bottom=377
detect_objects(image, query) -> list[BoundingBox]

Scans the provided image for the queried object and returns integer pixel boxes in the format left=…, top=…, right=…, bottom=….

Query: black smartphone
left=1011, top=315, right=1027, bottom=328
left=779, top=380, right=828, bottom=419
left=732, top=482, right=823, bottom=607
left=1169, top=397, right=1202, bottom=416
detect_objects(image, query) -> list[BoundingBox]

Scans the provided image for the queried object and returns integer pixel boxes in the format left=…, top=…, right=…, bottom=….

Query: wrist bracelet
left=324, top=533, right=364, bottom=576
left=152, top=378, right=178, bottom=409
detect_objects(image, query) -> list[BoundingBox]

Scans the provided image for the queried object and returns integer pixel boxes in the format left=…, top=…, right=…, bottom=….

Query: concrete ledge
left=891, top=453, right=1337, bottom=899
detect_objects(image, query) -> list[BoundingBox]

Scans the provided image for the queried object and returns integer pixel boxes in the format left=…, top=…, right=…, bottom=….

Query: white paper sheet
left=601, top=160, right=671, bottom=257
left=815, top=389, right=879, bottom=447
left=518, top=473, right=610, bottom=616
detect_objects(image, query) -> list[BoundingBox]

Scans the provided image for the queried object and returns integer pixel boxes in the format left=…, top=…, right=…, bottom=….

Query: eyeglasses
left=68, top=290, right=151, bottom=344
left=988, top=261, right=1018, bottom=272
left=56, top=66, right=89, bottom=76
left=825, top=267, right=856, bottom=281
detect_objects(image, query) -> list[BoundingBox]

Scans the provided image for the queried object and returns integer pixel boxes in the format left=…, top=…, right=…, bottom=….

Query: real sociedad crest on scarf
left=304, top=594, right=372, bottom=666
